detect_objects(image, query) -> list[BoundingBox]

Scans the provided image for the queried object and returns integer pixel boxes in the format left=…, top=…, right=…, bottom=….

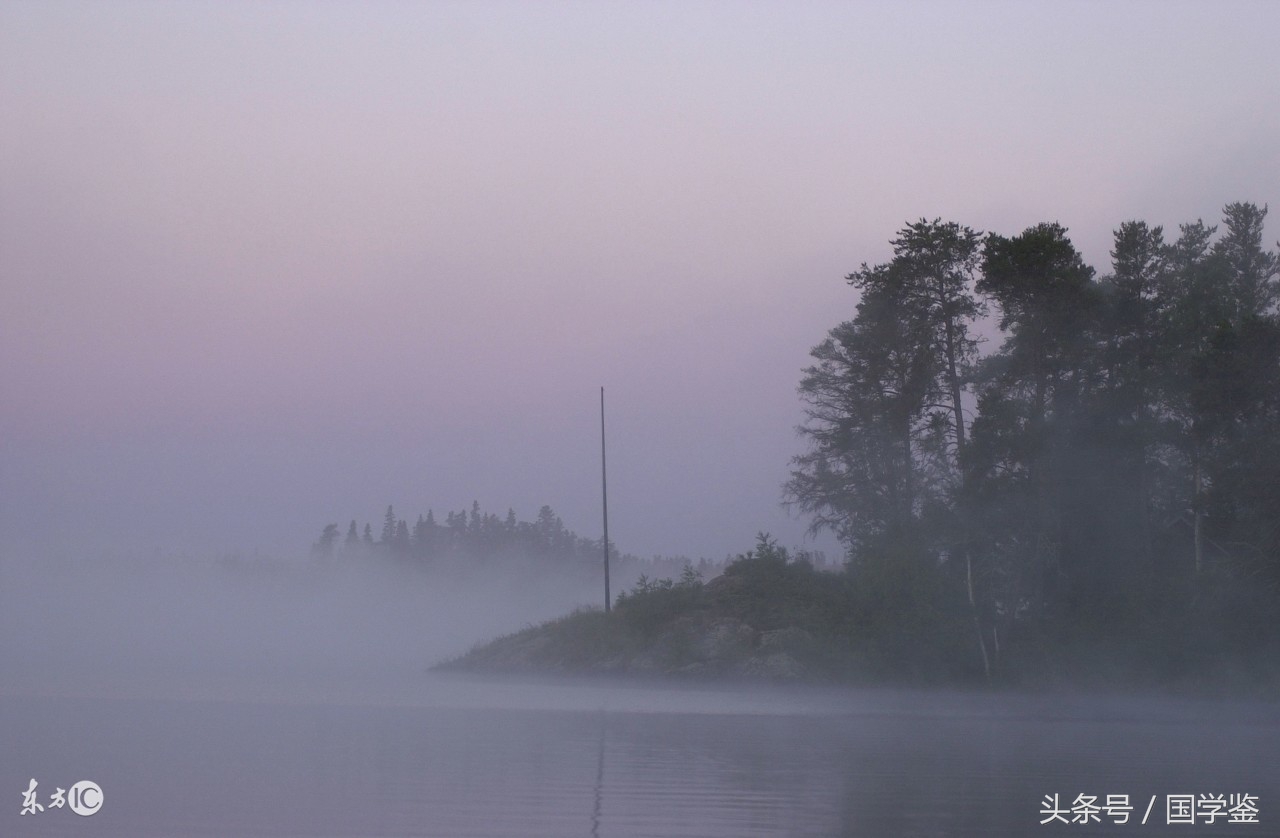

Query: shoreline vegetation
left=437, top=536, right=1280, bottom=699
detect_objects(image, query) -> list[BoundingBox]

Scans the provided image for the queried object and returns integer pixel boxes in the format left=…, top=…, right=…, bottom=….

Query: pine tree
left=380, top=505, right=397, bottom=545
left=312, top=524, right=340, bottom=558
left=973, top=222, right=1100, bottom=619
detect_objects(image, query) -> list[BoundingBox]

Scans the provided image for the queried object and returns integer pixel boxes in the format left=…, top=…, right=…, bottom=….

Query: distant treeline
left=787, top=203, right=1280, bottom=685
left=310, top=502, right=819, bottom=582
left=314, top=502, right=601, bottom=565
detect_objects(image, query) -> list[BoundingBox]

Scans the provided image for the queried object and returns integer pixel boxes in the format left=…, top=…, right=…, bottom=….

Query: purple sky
left=3, top=1, right=1279, bottom=561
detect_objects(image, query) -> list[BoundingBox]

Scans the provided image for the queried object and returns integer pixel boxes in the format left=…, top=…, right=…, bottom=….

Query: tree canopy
left=789, top=204, right=1280, bottom=683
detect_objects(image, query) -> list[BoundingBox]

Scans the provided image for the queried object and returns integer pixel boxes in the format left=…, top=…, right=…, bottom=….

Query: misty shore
left=438, top=608, right=823, bottom=681
left=438, top=603, right=1280, bottom=698
left=438, top=543, right=1280, bottom=698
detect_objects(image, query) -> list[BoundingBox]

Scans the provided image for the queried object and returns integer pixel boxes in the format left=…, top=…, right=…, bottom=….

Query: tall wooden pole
left=600, top=387, right=611, bottom=612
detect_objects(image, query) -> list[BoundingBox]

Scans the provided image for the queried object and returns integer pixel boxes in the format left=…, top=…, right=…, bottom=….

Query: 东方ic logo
left=20, top=778, right=102, bottom=817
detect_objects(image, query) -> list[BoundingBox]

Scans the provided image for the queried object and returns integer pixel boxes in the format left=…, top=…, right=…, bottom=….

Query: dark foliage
left=788, top=205, right=1280, bottom=688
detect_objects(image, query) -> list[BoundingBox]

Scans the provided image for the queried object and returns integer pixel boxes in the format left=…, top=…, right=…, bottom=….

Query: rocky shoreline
left=437, top=609, right=829, bottom=681
left=434, top=549, right=871, bottom=682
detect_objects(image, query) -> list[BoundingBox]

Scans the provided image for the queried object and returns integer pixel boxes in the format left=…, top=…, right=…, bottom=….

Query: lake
left=2, top=556, right=1275, bottom=835
left=2, top=674, right=1275, bottom=836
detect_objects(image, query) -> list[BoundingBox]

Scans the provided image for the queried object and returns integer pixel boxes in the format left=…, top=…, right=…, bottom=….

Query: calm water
left=3, top=675, right=1276, bottom=837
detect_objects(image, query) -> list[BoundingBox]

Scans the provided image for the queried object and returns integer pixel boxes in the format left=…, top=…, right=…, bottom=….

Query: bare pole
left=600, top=386, right=612, bottom=612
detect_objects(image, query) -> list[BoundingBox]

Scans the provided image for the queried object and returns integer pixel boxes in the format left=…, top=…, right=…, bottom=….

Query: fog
left=5, top=548, right=1278, bottom=837
left=0, top=548, right=602, bottom=704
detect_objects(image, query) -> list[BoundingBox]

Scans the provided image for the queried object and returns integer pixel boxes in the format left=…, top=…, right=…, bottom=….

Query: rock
left=758, top=627, right=815, bottom=655
left=443, top=603, right=835, bottom=682
left=691, top=617, right=756, bottom=661
left=739, top=652, right=806, bottom=680
left=628, top=615, right=756, bottom=674
left=628, top=651, right=662, bottom=673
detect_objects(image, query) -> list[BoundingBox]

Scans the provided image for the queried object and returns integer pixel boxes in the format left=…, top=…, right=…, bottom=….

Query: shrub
left=614, top=565, right=706, bottom=636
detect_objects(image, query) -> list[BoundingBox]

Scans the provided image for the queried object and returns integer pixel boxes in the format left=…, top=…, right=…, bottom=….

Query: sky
left=3, top=1, right=1279, bottom=562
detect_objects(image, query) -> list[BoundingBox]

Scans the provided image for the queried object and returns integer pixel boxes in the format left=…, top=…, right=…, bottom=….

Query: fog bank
left=0, top=549, right=601, bottom=703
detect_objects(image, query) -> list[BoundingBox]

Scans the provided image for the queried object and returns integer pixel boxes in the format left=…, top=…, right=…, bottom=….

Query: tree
left=792, top=220, right=986, bottom=541
left=1188, top=317, right=1280, bottom=584
left=394, top=519, right=411, bottom=554
left=1152, top=219, right=1222, bottom=575
left=344, top=520, right=360, bottom=552
left=1088, top=221, right=1168, bottom=586
left=1152, top=204, right=1280, bottom=576
left=1099, top=220, right=1165, bottom=425
left=977, top=222, right=1099, bottom=434
left=1213, top=202, right=1279, bottom=321
left=788, top=277, right=938, bottom=549
left=873, top=219, right=986, bottom=460
left=971, top=223, right=1100, bottom=617
left=312, top=523, right=340, bottom=558
left=788, top=220, right=1001, bottom=674
left=412, top=514, right=432, bottom=558
left=380, top=505, right=398, bottom=546
left=446, top=509, right=467, bottom=547
left=535, top=505, right=566, bottom=554
left=855, top=219, right=989, bottom=670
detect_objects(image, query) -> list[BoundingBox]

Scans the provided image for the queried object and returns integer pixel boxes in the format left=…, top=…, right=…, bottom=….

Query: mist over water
left=0, top=549, right=606, bottom=703
left=8, top=688, right=1277, bottom=838
left=3, top=549, right=1278, bottom=836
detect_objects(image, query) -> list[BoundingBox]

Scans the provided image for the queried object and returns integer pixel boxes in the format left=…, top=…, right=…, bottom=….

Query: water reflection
left=591, top=716, right=605, bottom=837
left=2, top=680, right=1276, bottom=836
